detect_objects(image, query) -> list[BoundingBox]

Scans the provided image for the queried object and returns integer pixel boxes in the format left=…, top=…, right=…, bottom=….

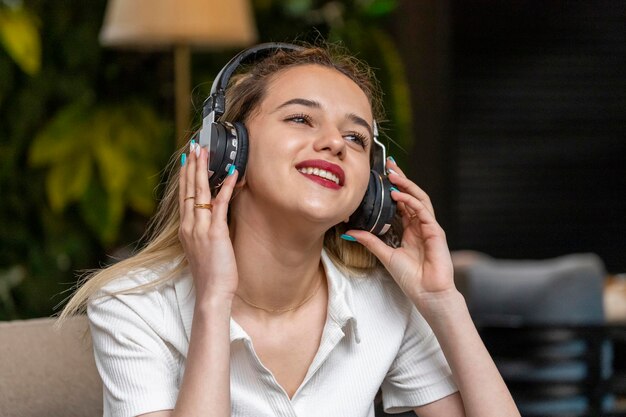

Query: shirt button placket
left=245, top=339, right=298, bottom=417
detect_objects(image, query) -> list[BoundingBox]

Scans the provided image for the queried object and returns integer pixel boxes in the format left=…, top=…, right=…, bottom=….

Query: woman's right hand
left=178, top=142, right=240, bottom=306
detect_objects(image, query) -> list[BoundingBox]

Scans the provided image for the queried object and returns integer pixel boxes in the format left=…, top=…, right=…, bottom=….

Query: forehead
left=261, top=64, right=373, bottom=121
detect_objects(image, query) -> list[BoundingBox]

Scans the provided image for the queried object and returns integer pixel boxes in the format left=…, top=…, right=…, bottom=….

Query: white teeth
left=298, top=167, right=340, bottom=185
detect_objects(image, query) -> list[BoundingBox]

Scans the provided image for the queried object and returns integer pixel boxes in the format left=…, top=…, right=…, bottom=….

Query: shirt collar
left=321, top=249, right=361, bottom=344
left=174, top=249, right=361, bottom=345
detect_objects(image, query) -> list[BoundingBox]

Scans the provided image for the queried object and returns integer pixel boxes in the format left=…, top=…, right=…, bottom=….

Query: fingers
left=179, top=152, right=188, bottom=221
left=389, top=174, right=435, bottom=216
left=391, top=190, right=436, bottom=227
left=386, top=157, right=435, bottom=216
left=179, top=143, right=199, bottom=242
left=179, top=141, right=240, bottom=239
left=193, top=146, right=213, bottom=230
left=346, top=230, right=395, bottom=267
left=212, top=167, right=239, bottom=223
left=180, top=143, right=199, bottom=217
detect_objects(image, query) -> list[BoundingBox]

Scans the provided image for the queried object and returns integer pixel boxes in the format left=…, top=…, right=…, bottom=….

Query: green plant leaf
left=361, top=0, right=397, bottom=17
left=126, top=166, right=158, bottom=216
left=29, top=100, right=91, bottom=166
left=283, top=0, right=312, bottom=17
left=79, top=181, right=125, bottom=246
left=45, top=153, right=92, bottom=212
left=92, top=116, right=132, bottom=195
left=32, top=99, right=169, bottom=246
left=0, top=6, right=41, bottom=75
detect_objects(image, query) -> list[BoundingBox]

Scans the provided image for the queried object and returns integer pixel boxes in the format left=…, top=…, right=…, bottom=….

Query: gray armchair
left=453, top=252, right=615, bottom=416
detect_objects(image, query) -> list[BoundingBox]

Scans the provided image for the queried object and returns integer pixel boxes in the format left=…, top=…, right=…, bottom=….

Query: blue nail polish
left=390, top=186, right=399, bottom=193
left=340, top=234, right=357, bottom=242
left=181, top=153, right=187, bottom=166
left=228, top=164, right=237, bottom=176
left=190, top=139, right=196, bottom=146
left=387, top=155, right=396, bottom=164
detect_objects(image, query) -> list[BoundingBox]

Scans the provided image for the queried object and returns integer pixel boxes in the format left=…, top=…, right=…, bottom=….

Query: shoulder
left=346, top=265, right=413, bottom=316
left=87, top=264, right=183, bottom=340
left=96, top=263, right=174, bottom=294
left=86, top=265, right=185, bottom=416
left=323, top=252, right=415, bottom=332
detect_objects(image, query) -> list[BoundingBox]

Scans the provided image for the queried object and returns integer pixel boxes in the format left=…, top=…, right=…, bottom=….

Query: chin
left=297, top=204, right=354, bottom=228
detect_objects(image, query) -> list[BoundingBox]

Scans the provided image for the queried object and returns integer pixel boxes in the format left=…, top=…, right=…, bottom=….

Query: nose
left=313, top=124, right=346, bottom=159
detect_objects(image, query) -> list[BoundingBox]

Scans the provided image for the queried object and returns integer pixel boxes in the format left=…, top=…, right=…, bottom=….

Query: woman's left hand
left=346, top=158, right=456, bottom=309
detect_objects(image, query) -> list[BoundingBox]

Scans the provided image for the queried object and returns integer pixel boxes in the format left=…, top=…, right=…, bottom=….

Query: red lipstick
left=295, top=159, right=345, bottom=190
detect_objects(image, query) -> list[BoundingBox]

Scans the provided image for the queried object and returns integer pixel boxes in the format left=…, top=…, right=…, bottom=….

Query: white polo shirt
left=88, top=250, right=457, bottom=417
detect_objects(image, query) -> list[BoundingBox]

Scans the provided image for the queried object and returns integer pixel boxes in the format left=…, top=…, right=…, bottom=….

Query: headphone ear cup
left=207, top=121, right=247, bottom=189
left=207, top=122, right=228, bottom=189
left=232, top=121, right=248, bottom=181
left=347, top=170, right=396, bottom=235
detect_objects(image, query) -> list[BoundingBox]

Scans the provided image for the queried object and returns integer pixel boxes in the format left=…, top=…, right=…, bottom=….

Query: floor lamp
left=99, top=0, right=257, bottom=147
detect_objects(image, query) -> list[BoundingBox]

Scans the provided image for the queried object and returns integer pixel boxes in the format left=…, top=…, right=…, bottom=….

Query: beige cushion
left=0, top=316, right=102, bottom=417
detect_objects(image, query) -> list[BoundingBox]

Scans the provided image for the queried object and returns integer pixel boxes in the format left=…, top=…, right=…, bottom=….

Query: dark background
left=394, top=0, right=625, bottom=273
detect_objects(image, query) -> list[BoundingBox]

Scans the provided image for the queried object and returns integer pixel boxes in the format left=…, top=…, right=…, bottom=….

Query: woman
left=61, top=43, right=520, bottom=417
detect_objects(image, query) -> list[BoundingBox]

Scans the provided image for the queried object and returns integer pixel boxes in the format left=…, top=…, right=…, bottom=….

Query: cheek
left=350, top=165, right=372, bottom=209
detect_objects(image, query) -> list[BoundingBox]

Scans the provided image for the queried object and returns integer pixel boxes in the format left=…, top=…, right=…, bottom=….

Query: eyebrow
left=274, top=98, right=374, bottom=139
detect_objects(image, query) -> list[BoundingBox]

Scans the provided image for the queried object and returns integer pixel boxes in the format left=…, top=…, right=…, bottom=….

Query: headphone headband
left=203, top=42, right=305, bottom=118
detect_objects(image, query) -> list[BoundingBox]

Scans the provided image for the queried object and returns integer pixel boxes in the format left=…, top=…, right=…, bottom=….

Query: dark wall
left=394, top=0, right=626, bottom=272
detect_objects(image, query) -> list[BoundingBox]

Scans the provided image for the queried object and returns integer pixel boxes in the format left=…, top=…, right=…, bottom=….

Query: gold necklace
left=235, top=277, right=323, bottom=314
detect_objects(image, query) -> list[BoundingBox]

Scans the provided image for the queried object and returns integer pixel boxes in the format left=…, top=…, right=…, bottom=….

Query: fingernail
left=195, top=145, right=201, bottom=158
left=181, top=153, right=187, bottom=166
left=190, top=139, right=196, bottom=147
left=387, top=155, right=396, bottom=164
left=388, top=168, right=398, bottom=176
left=390, top=186, right=399, bottom=193
left=228, top=164, right=237, bottom=176
left=340, top=234, right=357, bottom=242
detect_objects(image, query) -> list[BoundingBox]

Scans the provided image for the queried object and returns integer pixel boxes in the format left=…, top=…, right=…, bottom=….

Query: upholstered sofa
left=0, top=316, right=102, bottom=417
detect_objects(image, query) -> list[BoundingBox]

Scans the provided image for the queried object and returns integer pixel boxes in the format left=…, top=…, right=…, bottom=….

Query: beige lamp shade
left=100, top=0, right=257, bottom=49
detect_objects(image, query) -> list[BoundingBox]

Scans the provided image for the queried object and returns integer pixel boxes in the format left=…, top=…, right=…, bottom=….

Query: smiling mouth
left=297, top=167, right=340, bottom=185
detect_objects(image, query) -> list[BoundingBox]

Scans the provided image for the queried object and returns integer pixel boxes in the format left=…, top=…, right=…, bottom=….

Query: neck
left=229, top=203, right=329, bottom=315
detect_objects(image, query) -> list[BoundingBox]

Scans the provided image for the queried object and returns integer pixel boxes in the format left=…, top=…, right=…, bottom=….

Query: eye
left=285, top=113, right=313, bottom=125
left=344, top=131, right=370, bottom=149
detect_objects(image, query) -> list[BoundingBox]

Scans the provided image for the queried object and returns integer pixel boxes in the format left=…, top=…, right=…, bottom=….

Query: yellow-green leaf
left=79, top=183, right=125, bottom=246
left=29, top=102, right=90, bottom=166
left=0, top=7, right=41, bottom=75
left=94, top=139, right=131, bottom=194
left=45, top=154, right=92, bottom=212
left=102, top=193, right=125, bottom=245
left=127, top=166, right=158, bottom=216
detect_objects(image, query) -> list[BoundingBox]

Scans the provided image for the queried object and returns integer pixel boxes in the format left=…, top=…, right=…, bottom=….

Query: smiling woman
left=59, top=42, right=520, bottom=417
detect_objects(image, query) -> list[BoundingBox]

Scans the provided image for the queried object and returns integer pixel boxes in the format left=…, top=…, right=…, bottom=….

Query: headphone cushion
left=347, top=171, right=379, bottom=231
left=232, top=121, right=248, bottom=180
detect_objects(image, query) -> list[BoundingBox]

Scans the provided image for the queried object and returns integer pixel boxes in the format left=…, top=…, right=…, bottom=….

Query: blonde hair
left=59, top=42, right=402, bottom=320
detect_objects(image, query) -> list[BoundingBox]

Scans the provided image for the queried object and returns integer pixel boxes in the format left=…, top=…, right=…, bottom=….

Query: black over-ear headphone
left=194, top=42, right=396, bottom=235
